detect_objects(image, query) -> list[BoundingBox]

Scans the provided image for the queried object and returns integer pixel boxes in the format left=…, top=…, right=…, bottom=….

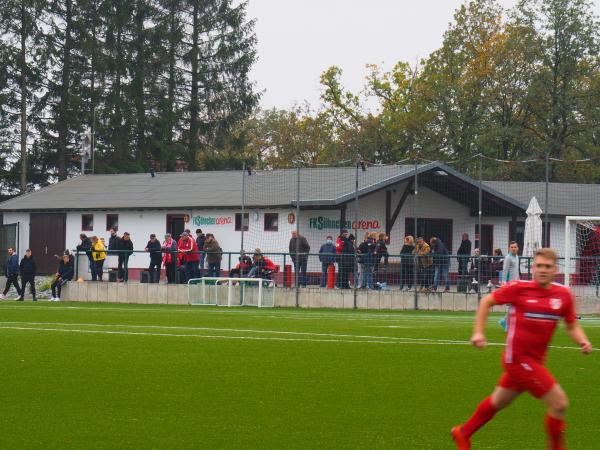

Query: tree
left=516, top=0, right=600, bottom=172
left=0, top=0, right=47, bottom=192
left=182, top=0, right=259, bottom=170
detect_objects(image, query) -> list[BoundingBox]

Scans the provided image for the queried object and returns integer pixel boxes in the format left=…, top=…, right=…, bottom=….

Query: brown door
left=475, top=224, right=494, bottom=256
left=166, top=214, right=186, bottom=241
left=29, top=213, right=66, bottom=274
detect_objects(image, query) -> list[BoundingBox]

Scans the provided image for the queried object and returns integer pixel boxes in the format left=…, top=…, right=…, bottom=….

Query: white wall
left=3, top=192, right=569, bottom=273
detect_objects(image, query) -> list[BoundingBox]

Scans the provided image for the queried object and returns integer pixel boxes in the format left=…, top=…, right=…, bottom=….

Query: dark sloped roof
left=3, top=163, right=593, bottom=217
left=483, top=181, right=600, bottom=216
left=0, top=165, right=421, bottom=211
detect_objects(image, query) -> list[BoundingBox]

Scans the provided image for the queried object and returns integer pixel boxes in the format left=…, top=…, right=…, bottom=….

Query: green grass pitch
left=0, top=302, right=598, bottom=449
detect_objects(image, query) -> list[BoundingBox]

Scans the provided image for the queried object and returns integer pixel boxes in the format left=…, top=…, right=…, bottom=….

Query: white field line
left=0, top=304, right=481, bottom=323
left=0, top=325, right=482, bottom=345
left=0, top=321, right=591, bottom=351
left=1, top=304, right=598, bottom=326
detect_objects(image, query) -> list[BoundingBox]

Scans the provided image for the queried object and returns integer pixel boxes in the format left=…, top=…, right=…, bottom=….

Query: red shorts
left=497, top=359, right=557, bottom=398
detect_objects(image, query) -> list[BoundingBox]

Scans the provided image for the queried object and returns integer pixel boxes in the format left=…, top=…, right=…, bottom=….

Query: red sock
left=545, top=414, right=566, bottom=450
left=462, top=397, right=498, bottom=439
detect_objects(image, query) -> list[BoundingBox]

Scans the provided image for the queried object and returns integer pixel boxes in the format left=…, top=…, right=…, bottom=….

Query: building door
left=475, top=224, right=494, bottom=256
left=166, top=214, right=186, bottom=241
left=405, top=218, right=453, bottom=252
left=29, top=213, right=66, bottom=274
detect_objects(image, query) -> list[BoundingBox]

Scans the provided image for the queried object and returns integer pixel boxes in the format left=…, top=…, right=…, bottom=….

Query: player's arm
left=565, top=321, right=592, bottom=354
left=470, top=293, right=496, bottom=349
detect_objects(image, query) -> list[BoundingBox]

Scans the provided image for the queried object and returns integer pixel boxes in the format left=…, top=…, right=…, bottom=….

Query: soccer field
left=1, top=303, right=598, bottom=449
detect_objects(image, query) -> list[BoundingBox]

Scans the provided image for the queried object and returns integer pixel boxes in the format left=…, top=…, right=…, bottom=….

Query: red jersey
left=493, top=280, right=577, bottom=364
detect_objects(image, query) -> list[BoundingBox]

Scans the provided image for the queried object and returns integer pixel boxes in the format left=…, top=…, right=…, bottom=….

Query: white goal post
left=187, top=277, right=275, bottom=307
left=564, top=216, right=600, bottom=287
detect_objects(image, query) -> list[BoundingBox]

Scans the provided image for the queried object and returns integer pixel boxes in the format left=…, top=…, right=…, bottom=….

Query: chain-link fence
left=235, top=156, right=600, bottom=306
left=61, top=156, right=600, bottom=308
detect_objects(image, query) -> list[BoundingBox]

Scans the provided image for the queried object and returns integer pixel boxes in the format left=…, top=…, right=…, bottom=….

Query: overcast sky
left=246, top=0, right=600, bottom=111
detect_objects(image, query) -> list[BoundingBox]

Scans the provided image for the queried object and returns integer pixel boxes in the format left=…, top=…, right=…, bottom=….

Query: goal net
left=564, top=216, right=600, bottom=294
left=188, top=277, right=275, bottom=307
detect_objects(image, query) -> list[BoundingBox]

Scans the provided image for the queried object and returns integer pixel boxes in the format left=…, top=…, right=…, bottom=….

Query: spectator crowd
left=2, top=226, right=522, bottom=300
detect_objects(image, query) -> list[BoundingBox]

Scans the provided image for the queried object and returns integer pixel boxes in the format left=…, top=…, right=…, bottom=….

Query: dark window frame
left=264, top=213, right=279, bottom=232
left=106, top=214, right=119, bottom=231
left=82, top=214, right=94, bottom=231
left=235, top=213, right=249, bottom=232
left=509, top=221, right=550, bottom=255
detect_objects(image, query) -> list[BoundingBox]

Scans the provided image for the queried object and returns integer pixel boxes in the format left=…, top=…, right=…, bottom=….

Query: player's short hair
left=534, top=248, right=558, bottom=264
left=509, top=241, right=518, bottom=246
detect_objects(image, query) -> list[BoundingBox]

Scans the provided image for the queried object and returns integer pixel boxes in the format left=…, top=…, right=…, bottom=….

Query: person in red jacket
left=248, top=249, right=277, bottom=280
left=178, top=231, right=199, bottom=282
left=162, top=233, right=178, bottom=284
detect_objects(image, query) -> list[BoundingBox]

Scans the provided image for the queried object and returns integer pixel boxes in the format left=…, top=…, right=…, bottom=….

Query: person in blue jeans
left=430, top=237, right=450, bottom=292
left=357, top=234, right=377, bottom=289
left=318, top=236, right=336, bottom=287
left=195, top=229, right=206, bottom=277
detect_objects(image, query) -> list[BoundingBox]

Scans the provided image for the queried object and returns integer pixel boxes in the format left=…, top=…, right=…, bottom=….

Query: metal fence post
left=353, top=161, right=359, bottom=309
left=75, top=251, right=79, bottom=280
left=544, top=153, right=550, bottom=248
left=241, top=162, right=246, bottom=252
left=413, top=156, right=418, bottom=310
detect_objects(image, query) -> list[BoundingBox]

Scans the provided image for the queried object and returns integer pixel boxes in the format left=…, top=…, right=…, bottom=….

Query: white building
left=1, top=162, right=598, bottom=279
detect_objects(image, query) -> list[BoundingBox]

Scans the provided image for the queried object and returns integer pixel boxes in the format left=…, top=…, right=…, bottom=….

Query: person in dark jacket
left=375, top=233, right=389, bottom=272
left=145, top=234, right=162, bottom=283
left=430, top=237, right=450, bottom=292
left=318, top=236, right=336, bottom=287
left=108, top=228, right=120, bottom=255
left=1, top=247, right=22, bottom=299
left=457, top=233, right=472, bottom=279
left=18, top=249, right=36, bottom=301
left=357, top=234, right=377, bottom=289
left=289, top=230, right=310, bottom=287
left=117, top=232, right=133, bottom=282
left=204, top=234, right=222, bottom=278
left=336, top=230, right=354, bottom=289
left=51, top=253, right=74, bottom=301
left=76, top=233, right=93, bottom=272
left=195, top=229, right=206, bottom=277
left=399, top=236, right=415, bottom=291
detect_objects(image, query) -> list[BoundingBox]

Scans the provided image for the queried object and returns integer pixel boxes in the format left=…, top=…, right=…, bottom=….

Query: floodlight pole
left=544, top=153, right=549, bottom=248
left=478, top=153, right=483, bottom=302
left=241, top=162, right=246, bottom=252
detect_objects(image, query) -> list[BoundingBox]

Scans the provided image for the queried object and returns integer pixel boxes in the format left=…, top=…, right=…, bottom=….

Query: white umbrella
left=523, top=196, right=543, bottom=258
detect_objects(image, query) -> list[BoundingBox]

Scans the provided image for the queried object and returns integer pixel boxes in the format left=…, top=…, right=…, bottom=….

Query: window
left=235, top=213, right=249, bottom=231
left=509, top=221, right=550, bottom=254
left=106, top=214, right=119, bottom=231
left=82, top=214, right=94, bottom=231
left=264, top=213, right=279, bottom=232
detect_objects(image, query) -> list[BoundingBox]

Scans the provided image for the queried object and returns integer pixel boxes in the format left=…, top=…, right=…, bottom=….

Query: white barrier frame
left=187, top=277, right=273, bottom=307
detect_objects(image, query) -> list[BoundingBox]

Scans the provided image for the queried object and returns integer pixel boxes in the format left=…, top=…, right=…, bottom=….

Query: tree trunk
left=90, top=0, right=98, bottom=173
left=133, top=0, right=145, bottom=162
left=167, top=0, right=176, bottom=148
left=189, top=0, right=200, bottom=168
left=57, top=0, right=73, bottom=180
left=19, top=1, right=27, bottom=192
